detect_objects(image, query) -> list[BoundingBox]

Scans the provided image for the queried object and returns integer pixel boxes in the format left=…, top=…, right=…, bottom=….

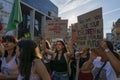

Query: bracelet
left=104, top=48, right=110, bottom=53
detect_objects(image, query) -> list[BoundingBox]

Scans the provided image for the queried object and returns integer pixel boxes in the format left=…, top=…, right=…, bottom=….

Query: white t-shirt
left=92, top=57, right=117, bottom=80
left=0, top=55, right=18, bottom=75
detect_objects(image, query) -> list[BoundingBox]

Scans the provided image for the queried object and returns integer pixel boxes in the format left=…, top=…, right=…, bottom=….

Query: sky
left=50, top=0, right=120, bottom=38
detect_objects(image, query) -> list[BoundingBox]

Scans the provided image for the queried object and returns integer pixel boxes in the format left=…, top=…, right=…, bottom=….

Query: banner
left=77, top=7, right=103, bottom=48
left=6, top=0, right=22, bottom=31
left=71, top=23, right=78, bottom=42
left=45, top=19, right=68, bottom=39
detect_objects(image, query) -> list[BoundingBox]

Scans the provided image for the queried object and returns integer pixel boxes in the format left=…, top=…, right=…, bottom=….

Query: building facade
left=112, top=19, right=120, bottom=52
left=0, top=0, right=58, bottom=40
left=106, top=33, right=112, bottom=41
left=112, top=19, right=120, bottom=42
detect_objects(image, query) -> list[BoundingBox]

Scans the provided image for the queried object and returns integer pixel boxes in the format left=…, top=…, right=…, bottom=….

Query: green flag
left=7, top=0, right=22, bottom=31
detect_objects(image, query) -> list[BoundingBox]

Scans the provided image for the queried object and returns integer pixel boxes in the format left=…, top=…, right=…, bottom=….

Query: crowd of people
left=0, top=35, right=120, bottom=80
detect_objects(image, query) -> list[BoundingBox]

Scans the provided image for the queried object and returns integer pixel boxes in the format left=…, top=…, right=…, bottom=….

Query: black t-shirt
left=50, top=53, right=68, bottom=72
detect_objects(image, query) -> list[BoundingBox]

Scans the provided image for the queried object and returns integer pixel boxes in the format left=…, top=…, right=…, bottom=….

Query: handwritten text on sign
left=77, top=8, right=103, bottom=48
left=45, top=20, right=68, bottom=39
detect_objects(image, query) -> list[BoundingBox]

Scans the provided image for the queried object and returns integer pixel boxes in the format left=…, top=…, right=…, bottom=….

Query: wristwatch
left=104, top=48, right=110, bottom=53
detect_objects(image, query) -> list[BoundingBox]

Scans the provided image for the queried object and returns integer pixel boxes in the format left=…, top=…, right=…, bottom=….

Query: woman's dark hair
left=3, top=35, right=17, bottom=57
left=55, top=40, right=67, bottom=54
left=105, top=41, right=120, bottom=60
left=17, top=39, right=37, bottom=80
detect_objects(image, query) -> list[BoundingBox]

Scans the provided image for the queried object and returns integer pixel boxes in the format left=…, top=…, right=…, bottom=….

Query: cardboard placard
left=45, top=19, right=68, bottom=39
left=77, top=7, right=103, bottom=48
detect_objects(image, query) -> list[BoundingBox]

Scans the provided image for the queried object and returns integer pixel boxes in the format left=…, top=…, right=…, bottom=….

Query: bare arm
left=80, top=60, right=93, bottom=72
left=0, top=44, right=4, bottom=56
left=0, top=72, right=18, bottom=79
left=100, top=41, right=120, bottom=74
left=80, top=50, right=95, bottom=72
left=34, top=59, right=51, bottom=80
left=66, top=39, right=75, bottom=59
left=105, top=51, right=120, bottom=74
left=41, top=36, right=55, bottom=56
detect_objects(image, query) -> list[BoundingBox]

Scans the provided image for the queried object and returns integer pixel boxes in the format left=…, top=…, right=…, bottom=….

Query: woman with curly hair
left=16, top=39, right=51, bottom=80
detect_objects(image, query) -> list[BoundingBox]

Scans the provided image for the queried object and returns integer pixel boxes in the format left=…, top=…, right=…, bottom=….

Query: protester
left=41, top=40, right=52, bottom=74
left=69, top=43, right=76, bottom=80
left=0, top=35, right=18, bottom=79
left=16, top=39, right=51, bottom=80
left=99, top=40, right=120, bottom=75
left=92, top=40, right=120, bottom=80
left=42, top=37, right=74, bottom=80
left=78, top=48, right=94, bottom=80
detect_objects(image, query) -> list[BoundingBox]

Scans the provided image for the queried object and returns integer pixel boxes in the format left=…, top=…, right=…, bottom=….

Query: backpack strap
left=94, top=61, right=107, bottom=80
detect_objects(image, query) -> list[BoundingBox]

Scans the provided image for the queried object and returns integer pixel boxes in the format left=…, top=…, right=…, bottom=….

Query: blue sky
left=50, top=0, right=120, bottom=38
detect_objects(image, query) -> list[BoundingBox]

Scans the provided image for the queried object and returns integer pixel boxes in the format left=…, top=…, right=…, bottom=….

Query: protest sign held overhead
left=71, top=23, right=78, bottom=42
left=77, top=7, right=103, bottom=48
left=45, top=18, right=68, bottom=40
